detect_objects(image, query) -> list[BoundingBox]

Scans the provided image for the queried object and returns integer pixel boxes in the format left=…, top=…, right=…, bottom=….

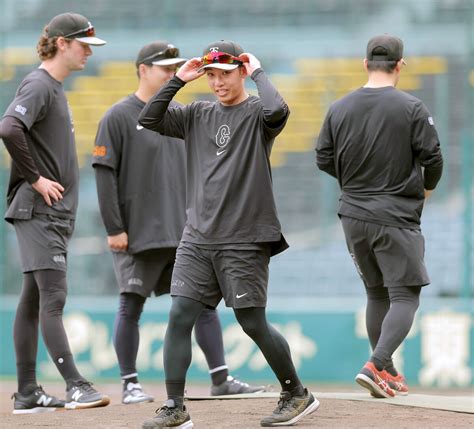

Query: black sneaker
left=142, top=399, right=193, bottom=428
left=65, top=380, right=110, bottom=409
left=12, top=385, right=65, bottom=414
left=211, top=376, right=266, bottom=396
left=260, top=388, right=319, bottom=427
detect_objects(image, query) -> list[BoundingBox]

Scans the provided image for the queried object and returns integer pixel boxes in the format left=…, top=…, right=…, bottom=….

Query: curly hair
left=36, top=25, right=71, bottom=60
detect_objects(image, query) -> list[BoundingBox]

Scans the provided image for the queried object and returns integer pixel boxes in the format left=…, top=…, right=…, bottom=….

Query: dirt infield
left=1, top=381, right=473, bottom=428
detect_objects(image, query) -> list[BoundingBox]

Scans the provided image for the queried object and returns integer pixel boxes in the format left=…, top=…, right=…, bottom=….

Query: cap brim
left=151, top=57, right=187, bottom=66
left=201, top=63, right=239, bottom=71
left=76, top=36, right=107, bottom=46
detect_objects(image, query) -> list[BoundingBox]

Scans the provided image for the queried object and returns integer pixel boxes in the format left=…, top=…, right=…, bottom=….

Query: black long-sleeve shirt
left=316, top=86, right=443, bottom=229
left=138, top=69, right=290, bottom=255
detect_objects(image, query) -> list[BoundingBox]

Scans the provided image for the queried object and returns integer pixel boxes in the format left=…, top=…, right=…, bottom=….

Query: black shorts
left=112, top=248, right=177, bottom=298
left=340, top=216, right=430, bottom=288
left=13, top=214, right=75, bottom=273
left=171, top=241, right=270, bottom=309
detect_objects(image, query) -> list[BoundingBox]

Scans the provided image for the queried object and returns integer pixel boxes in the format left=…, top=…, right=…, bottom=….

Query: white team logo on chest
left=215, top=124, right=231, bottom=156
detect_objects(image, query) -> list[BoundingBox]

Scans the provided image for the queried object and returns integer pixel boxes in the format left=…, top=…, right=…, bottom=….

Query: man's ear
left=363, top=58, right=369, bottom=72
left=240, top=66, right=248, bottom=78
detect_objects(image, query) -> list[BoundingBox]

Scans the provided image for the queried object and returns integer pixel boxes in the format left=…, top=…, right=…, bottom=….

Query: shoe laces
left=228, top=376, right=250, bottom=388
left=155, top=405, right=174, bottom=417
left=276, top=392, right=294, bottom=413
left=74, top=380, right=95, bottom=394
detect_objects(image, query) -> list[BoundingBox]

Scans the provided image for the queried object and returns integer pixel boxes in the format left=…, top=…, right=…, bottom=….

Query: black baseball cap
left=201, top=40, right=244, bottom=70
left=366, top=34, right=406, bottom=64
left=46, top=13, right=106, bottom=46
left=136, top=41, right=186, bottom=68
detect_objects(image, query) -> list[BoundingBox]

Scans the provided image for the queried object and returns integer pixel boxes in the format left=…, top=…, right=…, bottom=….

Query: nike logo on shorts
left=216, top=148, right=227, bottom=156
left=236, top=293, right=248, bottom=299
left=136, top=124, right=144, bottom=130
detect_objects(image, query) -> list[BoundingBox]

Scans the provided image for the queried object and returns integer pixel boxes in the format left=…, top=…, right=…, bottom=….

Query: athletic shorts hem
left=22, top=263, right=67, bottom=274
left=170, top=291, right=216, bottom=308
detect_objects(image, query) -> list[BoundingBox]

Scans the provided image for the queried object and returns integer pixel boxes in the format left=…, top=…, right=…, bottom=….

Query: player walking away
left=0, top=13, right=110, bottom=414
left=316, top=34, right=443, bottom=398
left=92, top=41, right=265, bottom=405
left=138, top=40, right=319, bottom=429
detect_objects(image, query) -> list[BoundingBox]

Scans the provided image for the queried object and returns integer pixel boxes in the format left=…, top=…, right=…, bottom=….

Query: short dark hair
left=366, top=60, right=398, bottom=73
left=366, top=46, right=398, bottom=72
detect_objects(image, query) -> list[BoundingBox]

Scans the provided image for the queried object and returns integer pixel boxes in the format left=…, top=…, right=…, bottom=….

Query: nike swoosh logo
left=236, top=293, right=248, bottom=299
left=216, top=149, right=227, bottom=156
left=136, top=124, right=144, bottom=130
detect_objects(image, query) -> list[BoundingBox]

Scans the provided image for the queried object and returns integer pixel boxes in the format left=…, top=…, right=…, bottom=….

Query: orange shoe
left=385, top=372, right=409, bottom=396
left=355, top=361, right=395, bottom=398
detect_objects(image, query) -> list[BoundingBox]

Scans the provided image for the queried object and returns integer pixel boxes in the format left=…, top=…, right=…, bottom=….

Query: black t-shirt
left=316, top=86, right=443, bottom=229
left=3, top=68, right=79, bottom=221
left=138, top=70, right=289, bottom=255
left=93, top=95, right=187, bottom=253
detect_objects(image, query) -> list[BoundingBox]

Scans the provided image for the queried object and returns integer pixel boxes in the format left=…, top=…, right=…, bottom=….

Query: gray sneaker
left=65, top=381, right=110, bottom=410
left=211, top=376, right=266, bottom=396
left=142, top=399, right=193, bottom=428
left=12, top=386, right=65, bottom=414
left=122, top=382, right=154, bottom=404
left=260, top=388, right=319, bottom=427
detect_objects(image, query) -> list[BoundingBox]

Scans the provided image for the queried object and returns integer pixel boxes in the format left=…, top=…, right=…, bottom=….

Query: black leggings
left=14, top=270, right=83, bottom=393
left=164, top=296, right=302, bottom=397
left=365, top=285, right=421, bottom=369
left=114, top=293, right=227, bottom=378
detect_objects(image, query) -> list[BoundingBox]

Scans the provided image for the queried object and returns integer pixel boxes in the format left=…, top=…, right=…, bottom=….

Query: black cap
left=366, top=34, right=405, bottom=63
left=201, top=40, right=244, bottom=70
left=136, top=41, right=186, bottom=68
left=46, top=13, right=106, bottom=46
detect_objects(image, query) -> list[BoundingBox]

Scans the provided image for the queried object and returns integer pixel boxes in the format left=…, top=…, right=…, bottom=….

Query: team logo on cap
left=209, top=47, right=219, bottom=53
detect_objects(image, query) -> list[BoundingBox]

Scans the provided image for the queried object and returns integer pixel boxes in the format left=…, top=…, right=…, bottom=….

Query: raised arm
left=138, top=58, right=204, bottom=137
left=241, top=53, right=289, bottom=128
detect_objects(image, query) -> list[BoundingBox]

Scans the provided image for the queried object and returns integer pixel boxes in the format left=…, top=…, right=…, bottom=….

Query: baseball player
left=138, top=40, right=319, bottom=429
left=316, top=34, right=443, bottom=398
left=0, top=13, right=109, bottom=413
left=92, top=41, right=265, bottom=404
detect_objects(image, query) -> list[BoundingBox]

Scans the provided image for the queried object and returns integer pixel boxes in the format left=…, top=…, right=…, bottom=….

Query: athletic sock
left=166, top=380, right=185, bottom=409
left=384, top=363, right=398, bottom=376
left=210, top=367, right=229, bottom=386
left=122, top=375, right=139, bottom=389
left=288, top=384, right=305, bottom=397
left=371, top=357, right=385, bottom=371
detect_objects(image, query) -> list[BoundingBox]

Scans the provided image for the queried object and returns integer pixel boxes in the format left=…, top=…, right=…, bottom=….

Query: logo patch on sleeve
left=428, top=116, right=434, bottom=125
left=15, top=105, right=27, bottom=115
left=93, top=146, right=107, bottom=157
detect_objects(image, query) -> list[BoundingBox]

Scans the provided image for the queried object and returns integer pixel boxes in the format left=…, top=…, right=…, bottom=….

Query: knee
left=365, top=285, right=389, bottom=302
left=119, top=293, right=145, bottom=322
left=168, top=297, right=202, bottom=333
left=234, top=312, right=261, bottom=339
left=41, top=289, right=67, bottom=316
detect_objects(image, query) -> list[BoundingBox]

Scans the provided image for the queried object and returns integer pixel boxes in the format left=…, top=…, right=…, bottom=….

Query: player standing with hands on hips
left=138, top=40, right=319, bottom=428
left=0, top=13, right=109, bottom=413
left=92, top=40, right=264, bottom=404
left=316, top=34, right=443, bottom=398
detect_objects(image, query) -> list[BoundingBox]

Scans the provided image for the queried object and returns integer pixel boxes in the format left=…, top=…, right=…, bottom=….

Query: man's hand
left=424, top=189, right=433, bottom=199
left=239, top=53, right=261, bottom=76
left=176, top=58, right=206, bottom=82
left=108, top=232, right=128, bottom=252
left=32, top=176, right=64, bottom=207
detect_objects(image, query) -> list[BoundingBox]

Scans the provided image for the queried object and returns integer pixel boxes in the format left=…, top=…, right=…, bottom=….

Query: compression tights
left=14, top=270, right=84, bottom=394
left=114, top=293, right=229, bottom=385
left=164, top=296, right=304, bottom=408
left=365, top=285, right=421, bottom=373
